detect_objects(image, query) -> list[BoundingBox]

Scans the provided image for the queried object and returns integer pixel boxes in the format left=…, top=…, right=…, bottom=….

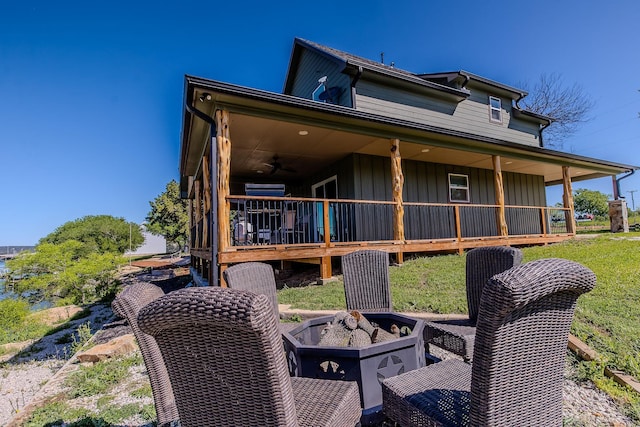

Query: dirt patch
left=274, top=265, right=327, bottom=289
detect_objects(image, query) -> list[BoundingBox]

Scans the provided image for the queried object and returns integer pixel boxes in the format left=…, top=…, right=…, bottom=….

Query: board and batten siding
left=354, top=80, right=541, bottom=147
left=287, top=49, right=352, bottom=107
left=345, top=153, right=547, bottom=240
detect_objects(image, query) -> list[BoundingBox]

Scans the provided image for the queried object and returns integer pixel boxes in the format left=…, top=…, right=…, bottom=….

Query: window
left=489, top=96, right=502, bottom=123
left=448, top=173, right=470, bottom=202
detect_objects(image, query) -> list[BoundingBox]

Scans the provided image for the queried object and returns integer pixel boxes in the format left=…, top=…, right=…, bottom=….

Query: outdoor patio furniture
left=224, top=261, right=301, bottom=334
left=137, top=286, right=363, bottom=427
left=222, top=261, right=299, bottom=333
left=342, top=250, right=392, bottom=312
left=382, top=258, right=596, bottom=427
left=423, top=246, right=523, bottom=361
left=112, top=282, right=178, bottom=427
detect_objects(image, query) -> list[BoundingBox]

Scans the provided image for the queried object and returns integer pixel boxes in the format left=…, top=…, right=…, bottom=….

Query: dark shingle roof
left=291, top=38, right=469, bottom=98
left=298, top=38, right=418, bottom=79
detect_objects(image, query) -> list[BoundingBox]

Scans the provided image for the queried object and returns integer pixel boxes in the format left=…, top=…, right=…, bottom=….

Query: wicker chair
left=223, top=261, right=298, bottom=332
left=424, top=246, right=523, bottom=361
left=382, top=258, right=596, bottom=427
left=137, top=286, right=362, bottom=427
left=112, top=282, right=179, bottom=427
left=342, top=250, right=392, bottom=312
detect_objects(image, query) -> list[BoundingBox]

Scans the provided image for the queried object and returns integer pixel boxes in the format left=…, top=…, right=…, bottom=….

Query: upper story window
left=448, top=173, right=470, bottom=203
left=489, top=96, right=502, bottom=123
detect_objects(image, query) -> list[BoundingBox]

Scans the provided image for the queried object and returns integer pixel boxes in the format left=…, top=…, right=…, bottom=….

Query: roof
left=283, top=38, right=470, bottom=100
left=180, top=75, right=637, bottom=190
left=419, top=71, right=528, bottom=97
left=284, top=39, right=551, bottom=122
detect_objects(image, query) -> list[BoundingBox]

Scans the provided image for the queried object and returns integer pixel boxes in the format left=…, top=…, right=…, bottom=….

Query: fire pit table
left=282, top=312, right=426, bottom=425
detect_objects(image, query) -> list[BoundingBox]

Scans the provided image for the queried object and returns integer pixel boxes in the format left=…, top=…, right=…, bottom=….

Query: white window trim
left=489, top=96, right=502, bottom=124
left=448, top=173, right=470, bottom=203
left=312, top=175, right=338, bottom=198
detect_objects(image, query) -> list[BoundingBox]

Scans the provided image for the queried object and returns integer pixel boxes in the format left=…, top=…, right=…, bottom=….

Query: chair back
left=466, top=246, right=523, bottom=323
left=234, top=218, right=253, bottom=244
left=223, top=262, right=280, bottom=320
left=342, top=250, right=392, bottom=312
left=284, top=210, right=297, bottom=230
left=137, top=286, right=299, bottom=427
left=470, top=258, right=596, bottom=426
left=112, top=282, right=179, bottom=426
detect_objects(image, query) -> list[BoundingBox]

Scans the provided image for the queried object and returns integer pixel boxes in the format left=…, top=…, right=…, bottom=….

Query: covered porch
left=180, top=77, right=635, bottom=285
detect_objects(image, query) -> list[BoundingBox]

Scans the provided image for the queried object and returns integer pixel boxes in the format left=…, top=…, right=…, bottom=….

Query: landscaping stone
left=76, top=334, right=137, bottom=363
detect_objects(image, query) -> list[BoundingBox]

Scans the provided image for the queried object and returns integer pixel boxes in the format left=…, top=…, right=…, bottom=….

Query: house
left=179, top=38, right=638, bottom=286
left=124, top=225, right=167, bottom=256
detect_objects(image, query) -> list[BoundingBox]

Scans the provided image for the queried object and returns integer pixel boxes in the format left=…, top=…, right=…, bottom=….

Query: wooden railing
left=226, top=196, right=572, bottom=249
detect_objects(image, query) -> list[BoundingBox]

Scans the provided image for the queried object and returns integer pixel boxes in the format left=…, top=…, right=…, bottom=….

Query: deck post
left=202, top=154, right=210, bottom=248
left=320, top=256, right=332, bottom=281
left=454, top=205, right=463, bottom=254
left=194, top=180, right=202, bottom=248
left=321, top=200, right=332, bottom=281
left=216, top=110, right=232, bottom=254
left=492, top=155, right=508, bottom=237
left=390, top=138, right=405, bottom=264
left=562, top=166, right=576, bottom=234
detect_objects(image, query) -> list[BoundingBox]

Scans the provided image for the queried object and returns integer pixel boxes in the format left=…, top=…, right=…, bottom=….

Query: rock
left=76, top=334, right=137, bottom=363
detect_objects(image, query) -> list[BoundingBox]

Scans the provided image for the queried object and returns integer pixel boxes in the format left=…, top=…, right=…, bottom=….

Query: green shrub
left=0, top=298, right=30, bottom=329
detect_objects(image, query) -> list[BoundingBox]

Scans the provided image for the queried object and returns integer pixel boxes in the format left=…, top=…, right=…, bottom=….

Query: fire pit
left=282, top=312, right=425, bottom=425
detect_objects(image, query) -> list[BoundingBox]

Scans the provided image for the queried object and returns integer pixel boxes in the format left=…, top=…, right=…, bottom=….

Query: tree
left=6, top=240, right=124, bottom=304
left=146, top=180, right=189, bottom=251
left=40, top=215, right=144, bottom=255
left=518, top=73, right=594, bottom=149
left=573, top=188, right=610, bottom=218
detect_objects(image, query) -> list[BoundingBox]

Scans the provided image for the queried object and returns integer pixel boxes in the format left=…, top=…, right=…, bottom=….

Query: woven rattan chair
left=342, top=250, right=392, bottom=312
left=382, top=258, right=596, bottom=427
left=424, top=246, right=523, bottom=361
left=112, top=282, right=179, bottom=427
left=223, top=262, right=280, bottom=317
left=137, top=286, right=362, bottom=427
left=223, top=261, right=298, bottom=332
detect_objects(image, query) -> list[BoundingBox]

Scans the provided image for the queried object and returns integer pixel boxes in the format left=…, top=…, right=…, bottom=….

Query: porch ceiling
left=228, top=112, right=605, bottom=185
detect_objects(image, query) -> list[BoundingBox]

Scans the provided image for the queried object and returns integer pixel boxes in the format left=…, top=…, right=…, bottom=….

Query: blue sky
left=1, top=1, right=639, bottom=246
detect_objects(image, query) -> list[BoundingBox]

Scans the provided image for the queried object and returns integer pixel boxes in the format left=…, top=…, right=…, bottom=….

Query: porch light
left=298, top=130, right=309, bottom=136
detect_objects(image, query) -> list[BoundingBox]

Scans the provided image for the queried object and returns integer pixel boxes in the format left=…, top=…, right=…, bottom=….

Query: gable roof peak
left=286, top=38, right=469, bottom=100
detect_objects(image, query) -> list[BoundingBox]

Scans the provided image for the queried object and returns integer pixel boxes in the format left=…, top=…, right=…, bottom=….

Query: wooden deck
left=188, top=195, right=573, bottom=282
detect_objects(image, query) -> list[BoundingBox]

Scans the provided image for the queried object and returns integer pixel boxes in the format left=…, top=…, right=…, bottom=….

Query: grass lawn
left=278, top=233, right=640, bottom=419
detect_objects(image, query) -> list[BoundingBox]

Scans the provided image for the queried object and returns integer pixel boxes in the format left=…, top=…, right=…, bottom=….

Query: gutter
left=184, top=94, right=219, bottom=286
left=514, top=92, right=552, bottom=147
left=614, top=170, right=636, bottom=200
left=539, top=120, right=551, bottom=148
left=459, top=71, right=470, bottom=90
left=350, top=66, right=363, bottom=108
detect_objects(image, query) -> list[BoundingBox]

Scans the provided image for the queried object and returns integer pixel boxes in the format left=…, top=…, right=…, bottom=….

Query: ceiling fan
left=264, top=155, right=297, bottom=175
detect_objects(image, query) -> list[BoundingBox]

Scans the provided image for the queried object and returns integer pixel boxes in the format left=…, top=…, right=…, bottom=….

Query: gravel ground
left=1, top=267, right=636, bottom=426
left=0, top=303, right=115, bottom=425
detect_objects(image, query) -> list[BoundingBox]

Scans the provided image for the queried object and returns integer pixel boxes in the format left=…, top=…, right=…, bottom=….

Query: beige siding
left=355, top=80, right=541, bottom=146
